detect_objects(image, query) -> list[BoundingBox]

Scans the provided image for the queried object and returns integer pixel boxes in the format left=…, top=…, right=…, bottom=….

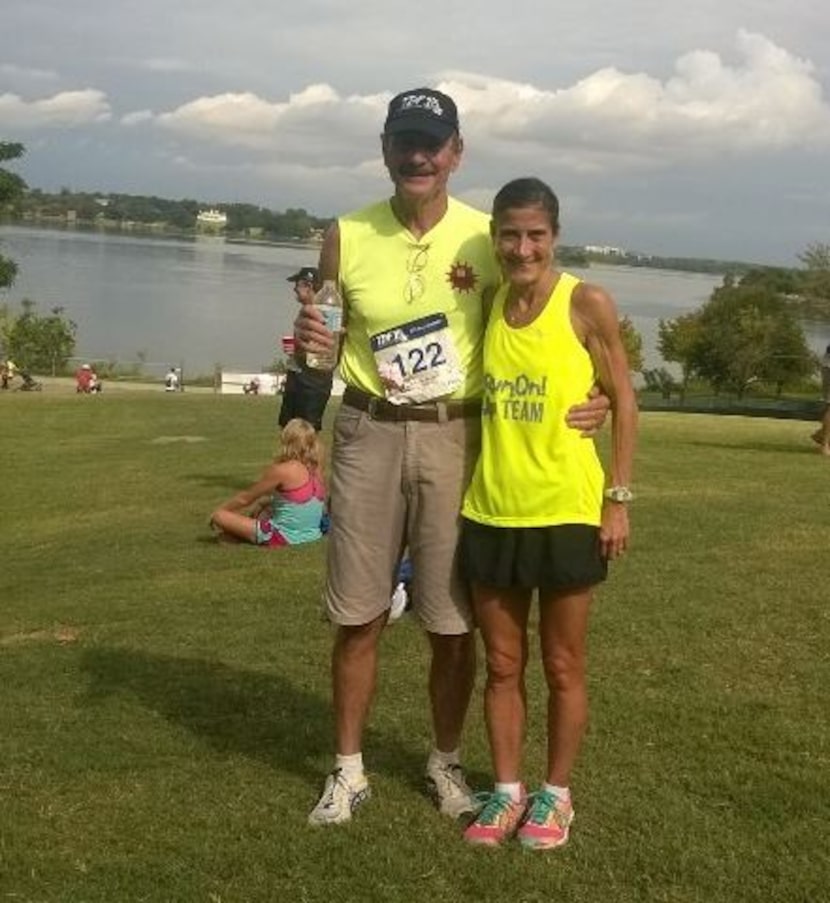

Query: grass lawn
left=1, top=392, right=828, bottom=902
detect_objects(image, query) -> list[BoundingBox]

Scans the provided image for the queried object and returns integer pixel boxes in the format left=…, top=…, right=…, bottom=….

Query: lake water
left=1, top=224, right=825, bottom=375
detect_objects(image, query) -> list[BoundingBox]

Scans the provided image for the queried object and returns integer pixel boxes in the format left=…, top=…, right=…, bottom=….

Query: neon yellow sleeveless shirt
left=462, top=273, right=605, bottom=527
left=337, top=198, right=500, bottom=399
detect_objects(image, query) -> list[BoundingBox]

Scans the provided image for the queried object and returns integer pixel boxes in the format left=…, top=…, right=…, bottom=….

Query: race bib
left=371, top=313, right=464, bottom=404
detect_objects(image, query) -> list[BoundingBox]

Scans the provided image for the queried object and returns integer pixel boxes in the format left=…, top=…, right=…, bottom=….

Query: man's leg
left=278, top=373, right=297, bottom=427
left=309, top=408, right=406, bottom=825
left=423, top=630, right=478, bottom=820
left=308, top=615, right=386, bottom=826
left=297, top=386, right=331, bottom=432
left=410, top=417, right=482, bottom=819
left=333, top=614, right=387, bottom=755
left=427, top=631, right=476, bottom=754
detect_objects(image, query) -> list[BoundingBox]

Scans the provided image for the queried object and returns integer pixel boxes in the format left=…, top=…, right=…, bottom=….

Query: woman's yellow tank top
left=462, top=273, right=604, bottom=527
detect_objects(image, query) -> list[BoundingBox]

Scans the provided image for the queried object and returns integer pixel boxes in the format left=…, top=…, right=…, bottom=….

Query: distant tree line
left=4, top=186, right=332, bottom=243
left=585, top=249, right=753, bottom=277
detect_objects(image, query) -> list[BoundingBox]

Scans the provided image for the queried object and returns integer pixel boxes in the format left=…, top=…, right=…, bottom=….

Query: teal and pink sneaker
left=463, top=787, right=527, bottom=846
left=517, top=789, right=574, bottom=850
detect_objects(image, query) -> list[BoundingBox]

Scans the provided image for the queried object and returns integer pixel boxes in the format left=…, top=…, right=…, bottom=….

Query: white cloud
left=441, top=31, right=830, bottom=170
left=135, top=31, right=830, bottom=184
left=0, top=89, right=111, bottom=128
left=155, top=84, right=386, bottom=164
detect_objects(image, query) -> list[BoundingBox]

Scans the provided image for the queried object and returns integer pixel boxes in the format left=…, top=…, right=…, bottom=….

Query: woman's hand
left=599, top=502, right=630, bottom=560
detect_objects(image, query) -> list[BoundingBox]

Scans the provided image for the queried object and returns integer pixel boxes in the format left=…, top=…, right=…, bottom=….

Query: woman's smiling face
left=492, top=203, right=559, bottom=287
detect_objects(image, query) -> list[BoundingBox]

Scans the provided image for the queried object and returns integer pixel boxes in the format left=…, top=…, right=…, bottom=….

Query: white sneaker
left=425, top=761, right=478, bottom=820
left=308, top=768, right=371, bottom=826
left=388, top=583, right=408, bottom=623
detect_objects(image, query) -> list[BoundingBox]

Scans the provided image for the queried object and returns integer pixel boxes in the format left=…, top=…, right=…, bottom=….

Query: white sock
left=335, top=752, right=365, bottom=782
left=495, top=781, right=524, bottom=803
left=428, top=747, right=460, bottom=769
left=543, top=782, right=570, bottom=800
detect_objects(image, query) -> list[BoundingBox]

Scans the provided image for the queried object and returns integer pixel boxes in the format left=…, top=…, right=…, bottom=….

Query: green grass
left=1, top=392, right=828, bottom=902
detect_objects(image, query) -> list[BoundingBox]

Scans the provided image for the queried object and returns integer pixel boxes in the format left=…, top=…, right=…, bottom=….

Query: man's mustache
left=397, top=164, right=435, bottom=177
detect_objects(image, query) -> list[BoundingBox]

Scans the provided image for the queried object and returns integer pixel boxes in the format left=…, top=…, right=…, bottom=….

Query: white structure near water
left=196, top=209, right=228, bottom=229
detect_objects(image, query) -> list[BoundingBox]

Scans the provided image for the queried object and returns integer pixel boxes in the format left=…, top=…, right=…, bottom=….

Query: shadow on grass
left=80, top=646, right=427, bottom=793
left=185, top=472, right=252, bottom=491
left=685, top=438, right=821, bottom=455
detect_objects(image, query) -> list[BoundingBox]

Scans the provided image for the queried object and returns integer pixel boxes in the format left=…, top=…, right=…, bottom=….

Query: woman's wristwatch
left=604, top=486, right=634, bottom=503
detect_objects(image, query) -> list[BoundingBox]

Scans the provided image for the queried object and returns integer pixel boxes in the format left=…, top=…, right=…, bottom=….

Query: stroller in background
left=16, top=370, right=43, bottom=391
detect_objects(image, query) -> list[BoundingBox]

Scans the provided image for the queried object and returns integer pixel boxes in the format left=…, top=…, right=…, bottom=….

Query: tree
left=797, top=242, right=830, bottom=302
left=798, top=242, right=830, bottom=272
left=619, top=315, right=644, bottom=372
left=0, top=141, right=27, bottom=289
left=739, top=267, right=800, bottom=295
left=687, top=283, right=813, bottom=397
left=642, top=367, right=681, bottom=400
left=657, top=311, right=702, bottom=398
left=2, top=300, right=77, bottom=374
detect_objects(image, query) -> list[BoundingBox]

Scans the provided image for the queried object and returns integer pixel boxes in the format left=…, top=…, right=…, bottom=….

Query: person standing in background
left=811, top=343, right=830, bottom=456
left=279, top=267, right=333, bottom=432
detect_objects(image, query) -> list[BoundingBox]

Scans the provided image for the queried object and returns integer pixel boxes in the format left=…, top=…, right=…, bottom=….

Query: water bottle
left=305, top=280, right=343, bottom=371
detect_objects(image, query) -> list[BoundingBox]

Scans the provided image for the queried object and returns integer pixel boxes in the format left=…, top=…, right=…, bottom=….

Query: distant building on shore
left=584, top=244, right=626, bottom=257
left=196, top=209, right=228, bottom=232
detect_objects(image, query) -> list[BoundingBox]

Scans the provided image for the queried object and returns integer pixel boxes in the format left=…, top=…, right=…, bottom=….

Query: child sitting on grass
left=210, top=418, right=326, bottom=546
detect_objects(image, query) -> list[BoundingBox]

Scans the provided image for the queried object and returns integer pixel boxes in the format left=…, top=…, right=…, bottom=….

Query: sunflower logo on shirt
left=446, top=261, right=478, bottom=293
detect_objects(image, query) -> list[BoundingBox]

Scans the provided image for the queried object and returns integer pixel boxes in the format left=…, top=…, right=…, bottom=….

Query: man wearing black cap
left=299, top=87, right=608, bottom=827
left=279, top=266, right=332, bottom=432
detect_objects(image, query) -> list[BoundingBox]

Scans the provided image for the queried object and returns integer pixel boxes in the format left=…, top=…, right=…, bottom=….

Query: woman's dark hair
left=491, top=177, right=560, bottom=231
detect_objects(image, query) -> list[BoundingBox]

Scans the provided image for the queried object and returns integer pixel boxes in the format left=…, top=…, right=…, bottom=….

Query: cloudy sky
left=1, top=0, right=828, bottom=265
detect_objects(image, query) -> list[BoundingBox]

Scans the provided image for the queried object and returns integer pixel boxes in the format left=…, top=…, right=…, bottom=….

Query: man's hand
left=294, top=303, right=334, bottom=354
left=566, top=386, right=611, bottom=436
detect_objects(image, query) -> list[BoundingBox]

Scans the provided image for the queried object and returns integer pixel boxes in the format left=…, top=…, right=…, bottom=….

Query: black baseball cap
left=384, top=88, right=459, bottom=141
left=287, top=266, right=318, bottom=284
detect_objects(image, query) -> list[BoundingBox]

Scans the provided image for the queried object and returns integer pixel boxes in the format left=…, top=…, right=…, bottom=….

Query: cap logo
left=397, top=93, right=445, bottom=118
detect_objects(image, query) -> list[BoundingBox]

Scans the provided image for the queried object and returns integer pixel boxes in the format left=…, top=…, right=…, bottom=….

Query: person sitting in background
left=243, top=376, right=261, bottom=395
left=88, top=366, right=102, bottom=393
left=164, top=366, right=180, bottom=392
left=76, top=363, right=102, bottom=394
left=75, top=363, right=93, bottom=393
left=210, top=418, right=327, bottom=547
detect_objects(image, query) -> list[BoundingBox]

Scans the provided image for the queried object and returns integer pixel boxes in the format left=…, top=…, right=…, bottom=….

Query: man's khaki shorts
left=325, top=403, right=481, bottom=634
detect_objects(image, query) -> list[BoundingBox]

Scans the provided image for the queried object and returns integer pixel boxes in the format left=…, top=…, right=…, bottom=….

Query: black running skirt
left=460, top=519, right=607, bottom=591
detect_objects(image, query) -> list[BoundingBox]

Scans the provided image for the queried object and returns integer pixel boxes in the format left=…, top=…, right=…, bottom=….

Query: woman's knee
left=485, top=642, right=527, bottom=686
left=541, top=645, right=585, bottom=692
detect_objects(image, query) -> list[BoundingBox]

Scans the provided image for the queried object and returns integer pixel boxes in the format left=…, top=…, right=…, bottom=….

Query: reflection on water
left=1, top=225, right=826, bottom=374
